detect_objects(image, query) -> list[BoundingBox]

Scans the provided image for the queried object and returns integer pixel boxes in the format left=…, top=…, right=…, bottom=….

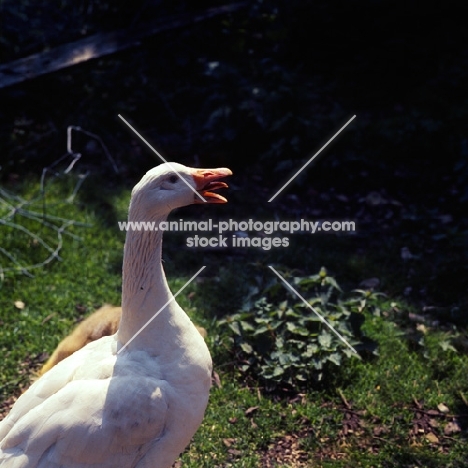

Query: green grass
left=1, top=175, right=467, bottom=467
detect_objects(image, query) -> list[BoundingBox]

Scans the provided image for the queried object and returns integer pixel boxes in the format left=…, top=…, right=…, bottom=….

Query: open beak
left=191, top=167, right=233, bottom=204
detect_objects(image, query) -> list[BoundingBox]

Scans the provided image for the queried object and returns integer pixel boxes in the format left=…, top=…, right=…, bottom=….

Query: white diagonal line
left=117, top=266, right=206, bottom=354
left=268, top=115, right=356, bottom=202
left=268, top=265, right=360, bottom=356
left=118, top=114, right=206, bottom=203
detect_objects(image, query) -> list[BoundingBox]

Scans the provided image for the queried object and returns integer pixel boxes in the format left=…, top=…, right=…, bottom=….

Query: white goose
left=0, top=162, right=232, bottom=468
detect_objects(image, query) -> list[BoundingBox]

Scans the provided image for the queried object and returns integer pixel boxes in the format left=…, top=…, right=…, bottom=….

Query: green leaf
left=272, top=366, right=285, bottom=377
left=240, top=321, right=255, bottom=332
left=313, top=359, right=323, bottom=370
left=328, top=352, right=342, bottom=366
left=318, top=332, right=332, bottom=348
left=240, top=342, right=254, bottom=354
left=253, top=326, right=269, bottom=336
left=295, top=327, right=310, bottom=337
left=254, top=317, right=271, bottom=325
left=439, top=340, right=457, bottom=352
left=229, top=322, right=241, bottom=336
left=286, top=322, right=309, bottom=336
left=285, top=308, right=301, bottom=318
left=304, top=344, right=318, bottom=357
left=323, top=276, right=343, bottom=291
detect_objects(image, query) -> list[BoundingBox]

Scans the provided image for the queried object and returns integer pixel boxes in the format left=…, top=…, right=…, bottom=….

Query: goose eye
left=168, top=175, right=178, bottom=184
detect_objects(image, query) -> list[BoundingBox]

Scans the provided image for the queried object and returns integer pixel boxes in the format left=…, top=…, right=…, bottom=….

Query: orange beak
left=191, top=167, right=232, bottom=204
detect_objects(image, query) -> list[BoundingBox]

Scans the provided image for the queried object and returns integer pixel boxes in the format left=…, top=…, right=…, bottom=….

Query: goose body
left=38, top=305, right=207, bottom=376
left=0, top=162, right=232, bottom=467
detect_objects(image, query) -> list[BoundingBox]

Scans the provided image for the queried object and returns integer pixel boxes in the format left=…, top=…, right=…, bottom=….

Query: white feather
left=0, top=163, right=231, bottom=467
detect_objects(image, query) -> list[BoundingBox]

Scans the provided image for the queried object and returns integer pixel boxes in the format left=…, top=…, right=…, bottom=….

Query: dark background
left=0, top=0, right=467, bottom=318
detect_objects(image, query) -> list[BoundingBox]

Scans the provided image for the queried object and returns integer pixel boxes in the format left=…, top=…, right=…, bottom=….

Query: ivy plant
left=219, top=267, right=377, bottom=391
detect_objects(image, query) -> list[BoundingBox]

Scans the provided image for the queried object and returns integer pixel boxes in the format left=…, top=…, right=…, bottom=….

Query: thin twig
left=338, top=388, right=352, bottom=410
left=0, top=127, right=95, bottom=275
left=0, top=248, right=34, bottom=277
left=0, top=219, right=60, bottom=256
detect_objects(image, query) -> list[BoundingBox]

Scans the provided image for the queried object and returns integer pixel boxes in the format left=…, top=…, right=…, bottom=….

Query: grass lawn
left=0, top=173, right=467, bottom=467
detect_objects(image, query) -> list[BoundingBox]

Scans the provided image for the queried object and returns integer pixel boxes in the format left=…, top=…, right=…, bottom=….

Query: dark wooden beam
left=0, top=3, right=247, bottom=90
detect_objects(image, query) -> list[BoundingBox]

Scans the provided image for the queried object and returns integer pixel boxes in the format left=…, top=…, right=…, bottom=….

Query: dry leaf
left=227, top=449, right=242, bottom=457
left=373, top=425, right=388, bottom=436
left=245, top=406, right=259, bottom=417
left=428, top=418, right=439, bottom=428
left=212, top=371, right=222, bottom=388
left=425, top=432, right=439, bottom=443
left=41, top=313, right=56, bottom=325
left=437, top=403, right=450, bottom=413
left=444, top=421, right=462, bottom=435
left=416, top=323, right=428, bottom=333
left=223, top=438, right=237, bottom=447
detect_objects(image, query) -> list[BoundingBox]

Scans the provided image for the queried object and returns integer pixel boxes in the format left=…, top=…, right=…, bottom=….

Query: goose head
left=129, top=162, right=232, bottom=220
